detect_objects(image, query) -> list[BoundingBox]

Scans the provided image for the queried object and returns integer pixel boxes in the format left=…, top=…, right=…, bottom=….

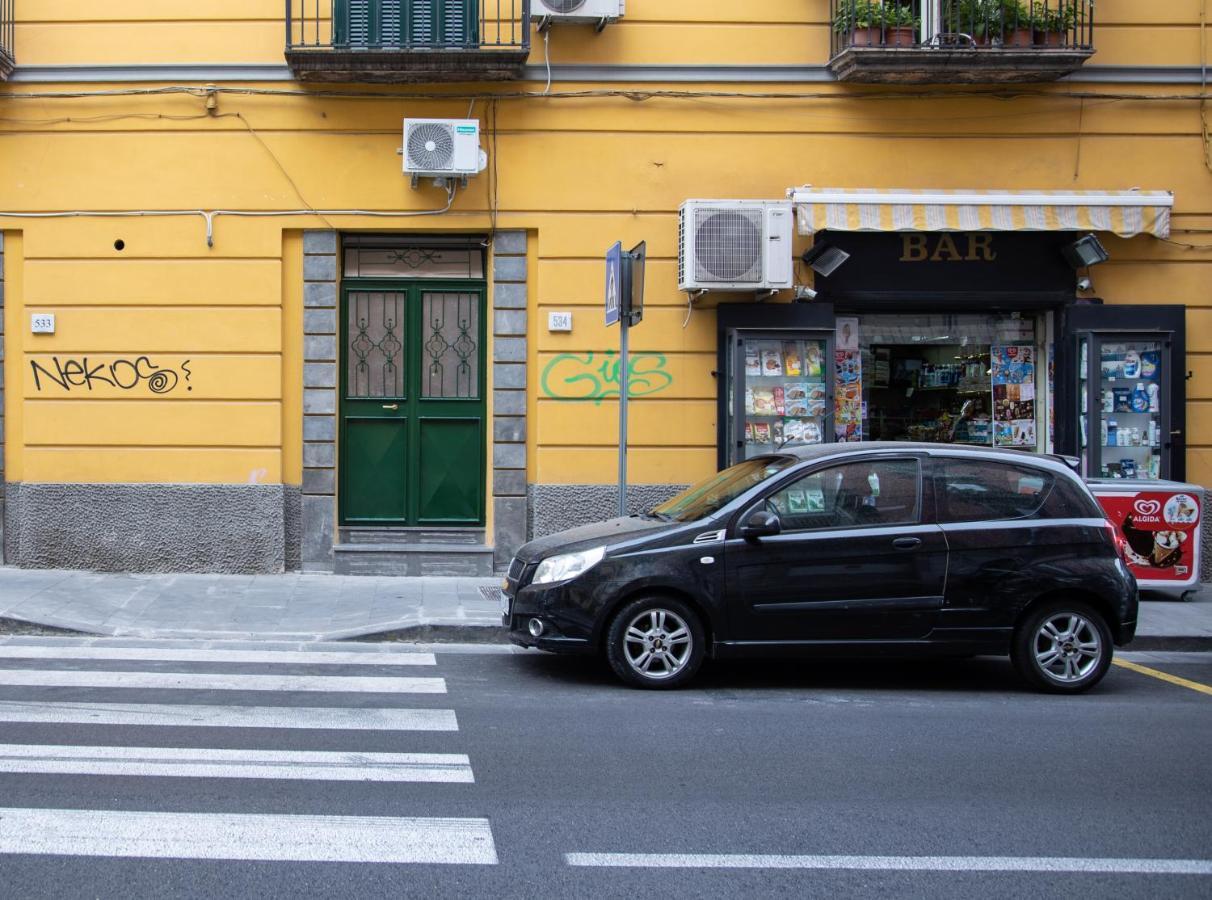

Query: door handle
left=382, top=403, right=399, bottom=410
left=892, top=537, right=922, bottom=550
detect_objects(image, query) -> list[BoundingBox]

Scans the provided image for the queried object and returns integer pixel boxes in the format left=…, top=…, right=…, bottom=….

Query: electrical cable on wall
left=0, top=183, right=459, bottom=248
left=3, top=85, right=1211, bottom=104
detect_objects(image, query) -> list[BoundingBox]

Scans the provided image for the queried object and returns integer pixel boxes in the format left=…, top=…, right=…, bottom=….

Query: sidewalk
left=0, top=568, right=503, bottom=641
left=0, top=566, right=1209, bottom=645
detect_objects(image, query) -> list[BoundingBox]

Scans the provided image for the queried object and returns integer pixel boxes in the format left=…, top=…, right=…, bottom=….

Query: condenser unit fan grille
left=406, top=123, right=456, bottom=171
left=542, top=0, right=589, bottom=12
left=694, top=208, right=764, bottom=283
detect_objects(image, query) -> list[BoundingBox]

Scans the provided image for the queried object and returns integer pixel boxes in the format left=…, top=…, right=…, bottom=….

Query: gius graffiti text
left=540, top=350, right=673, bottom=405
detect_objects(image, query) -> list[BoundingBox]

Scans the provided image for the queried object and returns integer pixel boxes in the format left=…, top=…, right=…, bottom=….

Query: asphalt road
left=0, top=639, right=1208, bottom=899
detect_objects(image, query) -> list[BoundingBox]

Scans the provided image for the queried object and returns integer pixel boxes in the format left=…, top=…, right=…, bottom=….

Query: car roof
left=774, top=442, right=1080, bottom=477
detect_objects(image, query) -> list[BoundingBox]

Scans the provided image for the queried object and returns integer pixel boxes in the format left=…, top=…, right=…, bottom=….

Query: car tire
left=1011, top=600, right=1114, bottom=694
left=605, top=597, right=706, bottom=690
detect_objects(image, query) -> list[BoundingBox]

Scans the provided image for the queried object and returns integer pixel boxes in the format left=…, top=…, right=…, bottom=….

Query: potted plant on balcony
left=1031, top=1, right=1077, bottom=47
left=835, top=1, right=920, bottom=49
left=948, top=0, right=1032, bottom=47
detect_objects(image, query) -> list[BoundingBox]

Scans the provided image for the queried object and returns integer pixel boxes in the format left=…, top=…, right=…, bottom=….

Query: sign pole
left=618, top=303, right=629, bottom=517
left=605, top=240, right=643, bottom=520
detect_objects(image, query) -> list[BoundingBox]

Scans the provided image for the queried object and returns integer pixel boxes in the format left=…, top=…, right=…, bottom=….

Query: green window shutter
left=381, top=0, right=403, bottom=46
left=337, top=0, right=476, bottom=49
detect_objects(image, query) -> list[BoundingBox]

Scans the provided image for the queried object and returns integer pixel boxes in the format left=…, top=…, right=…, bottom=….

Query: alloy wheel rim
left=1033, top=613, right=1102, bottom=683
left=623, top=609, right=693, bottom=680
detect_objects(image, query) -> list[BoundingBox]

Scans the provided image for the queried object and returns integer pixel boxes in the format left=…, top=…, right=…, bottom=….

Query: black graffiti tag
left=30, top=356, right=190, bottom=394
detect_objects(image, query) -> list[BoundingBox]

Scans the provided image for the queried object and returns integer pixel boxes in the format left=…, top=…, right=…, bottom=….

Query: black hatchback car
left=504, top=443, right=1138, bottom=692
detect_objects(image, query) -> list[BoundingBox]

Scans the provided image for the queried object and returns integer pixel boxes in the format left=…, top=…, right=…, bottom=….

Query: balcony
left=286, top=0, right=531, bottom=83
left=828, top=1, right=1095, bottom=84
left=1, top=0, right=14, bottom=80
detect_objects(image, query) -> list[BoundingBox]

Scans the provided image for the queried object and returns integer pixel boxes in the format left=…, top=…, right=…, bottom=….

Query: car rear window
left=1039, top=474, right=1105, bottom=519
left=935, top=459, right=1055, bottom=524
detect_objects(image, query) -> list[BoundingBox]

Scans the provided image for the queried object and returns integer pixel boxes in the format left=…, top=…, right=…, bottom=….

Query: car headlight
left=531, top=546, right=606, bottom=586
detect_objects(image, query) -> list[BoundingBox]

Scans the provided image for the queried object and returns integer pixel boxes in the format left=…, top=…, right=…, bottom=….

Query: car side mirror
left=740, top=510, right=781, bottom=540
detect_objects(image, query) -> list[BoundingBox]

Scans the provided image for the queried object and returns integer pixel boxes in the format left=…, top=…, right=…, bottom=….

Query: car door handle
left=892, top=537, right=922, bottom=550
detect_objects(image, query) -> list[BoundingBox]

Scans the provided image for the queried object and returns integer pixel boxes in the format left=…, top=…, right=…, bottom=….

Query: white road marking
left=0, top=808, right=497, bottom=864
left=0, top=744, right=474, bottom=782
left=0, top=701, right=458, bottom=731
left=0, top=669, right=445, bottom=693
left=0, top=647, right=435, bottom=666
left=565, top=853, right=1212, bottom=874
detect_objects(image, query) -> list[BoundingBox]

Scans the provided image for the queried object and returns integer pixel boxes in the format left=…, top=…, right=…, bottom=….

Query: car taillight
left=1104, top=520, right=1129, bottom=563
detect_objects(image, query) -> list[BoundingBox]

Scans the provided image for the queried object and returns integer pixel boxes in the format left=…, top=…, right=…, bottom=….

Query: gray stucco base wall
left=528, top=483, right=687, bottom=539
left=3, top=483, right=286, bottom=574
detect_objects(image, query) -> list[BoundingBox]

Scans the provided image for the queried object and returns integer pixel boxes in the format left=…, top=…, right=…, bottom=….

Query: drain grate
left=477, top=586, right=504, bottom=603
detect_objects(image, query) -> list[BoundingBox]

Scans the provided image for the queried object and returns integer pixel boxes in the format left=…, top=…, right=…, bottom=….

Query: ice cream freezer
left=1087, top=479, right=1205, bottom=599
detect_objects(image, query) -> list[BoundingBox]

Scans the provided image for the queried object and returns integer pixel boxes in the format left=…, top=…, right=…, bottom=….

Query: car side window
left=765, top=459, right=922, bottom=532
left=935, top=459, right=1054, bottom=524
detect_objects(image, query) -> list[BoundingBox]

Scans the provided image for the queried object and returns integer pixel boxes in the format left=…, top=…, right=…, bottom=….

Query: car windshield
left=650, top=456, right=797, bottom=523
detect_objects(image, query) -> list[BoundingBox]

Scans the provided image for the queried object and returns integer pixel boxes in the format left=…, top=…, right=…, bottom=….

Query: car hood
left=514, top=516, right=674, bottom=562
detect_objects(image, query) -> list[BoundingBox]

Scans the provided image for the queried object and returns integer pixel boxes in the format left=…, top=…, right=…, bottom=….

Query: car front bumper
left=502, top=577, right=599, bottom=654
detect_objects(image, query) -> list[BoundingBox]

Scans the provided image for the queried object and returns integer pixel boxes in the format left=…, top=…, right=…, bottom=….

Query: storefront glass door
left=1080, top=334, right=1170, bottom=480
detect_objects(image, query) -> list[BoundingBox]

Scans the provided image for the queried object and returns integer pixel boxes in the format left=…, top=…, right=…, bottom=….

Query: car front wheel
left=1011, top=601, right=1113, bottom=694
left=605, top=597, right=705, bottom=689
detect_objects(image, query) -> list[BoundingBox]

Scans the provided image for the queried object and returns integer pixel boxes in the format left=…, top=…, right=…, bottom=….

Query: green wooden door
left=340, top=283, right=486, bottom=525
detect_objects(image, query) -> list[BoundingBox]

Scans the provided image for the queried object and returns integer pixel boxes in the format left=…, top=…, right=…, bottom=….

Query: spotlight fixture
left=1062, top=234, right=1110, bottom=270
left=800, top=242, right=851, bottom=277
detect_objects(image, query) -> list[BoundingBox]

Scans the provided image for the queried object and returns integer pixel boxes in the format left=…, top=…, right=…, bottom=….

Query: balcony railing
left=286, top=0, right=532, bottom=83
left=1, top=0, right=14, bottom=80
left=828, top=1, right=1095, bottom=83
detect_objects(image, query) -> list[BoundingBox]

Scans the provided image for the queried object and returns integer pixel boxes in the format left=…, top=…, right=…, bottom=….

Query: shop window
left=767, top=459, right=921, bottom=532
left=935, top=459, right=1054, bottom=524
left=845, top=313, right=1044, bottom=451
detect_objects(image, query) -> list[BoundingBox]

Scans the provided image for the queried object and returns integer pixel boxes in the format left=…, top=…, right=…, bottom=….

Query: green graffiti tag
left=540, top=351, right=674, bottom=405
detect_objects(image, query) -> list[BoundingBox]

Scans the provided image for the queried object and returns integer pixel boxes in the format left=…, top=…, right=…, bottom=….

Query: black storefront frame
left=713, top=230, right=1187, bottom=481
left=1058, top=303, right=1186, bottom=482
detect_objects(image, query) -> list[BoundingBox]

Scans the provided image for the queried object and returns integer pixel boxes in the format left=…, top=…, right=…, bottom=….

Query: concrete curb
left=347, top=624, right=510, bottom=644
left=0, top=616, right=96, bottom=637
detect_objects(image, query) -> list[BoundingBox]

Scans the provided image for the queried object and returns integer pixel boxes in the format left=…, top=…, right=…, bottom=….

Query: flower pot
left=847, top=25, right=917, bottom=48
left=1003, top=27, right=1034, bottom=48
left=1033, top=29, right=1065, bottom=47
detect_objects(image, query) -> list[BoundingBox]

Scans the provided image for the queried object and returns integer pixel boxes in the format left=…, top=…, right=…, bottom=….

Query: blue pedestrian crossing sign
left=604, top=241, right=622, bottom=327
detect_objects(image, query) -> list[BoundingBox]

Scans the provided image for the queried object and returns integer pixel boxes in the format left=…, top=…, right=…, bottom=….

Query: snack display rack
left=742, top=337, right=830, bottom=454
left=723, top=327, right=835, bottom=465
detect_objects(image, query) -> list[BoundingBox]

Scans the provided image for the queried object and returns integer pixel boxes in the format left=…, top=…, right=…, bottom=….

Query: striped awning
left=791, top=188, right=1173, bottom=239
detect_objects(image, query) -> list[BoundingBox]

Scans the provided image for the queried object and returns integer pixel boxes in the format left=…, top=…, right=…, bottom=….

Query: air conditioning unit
left=678, top=200, right=794, bottom=292
left=534, top=0, right=624, bottom=26
left=402, top=118, right=487, bottom=180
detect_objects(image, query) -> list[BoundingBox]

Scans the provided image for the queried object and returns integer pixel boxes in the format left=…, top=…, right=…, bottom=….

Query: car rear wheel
left=1011, top=600, right=1113, bottom=694
left=605, top=597, right=705, bottom=689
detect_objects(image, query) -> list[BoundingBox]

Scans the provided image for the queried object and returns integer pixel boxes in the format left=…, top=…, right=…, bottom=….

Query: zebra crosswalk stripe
left=0, top=669, right=446, bottom=693
left=0, top=808, right=498, bottom=864
left=0, top=646, right=437, bottom=666
left=0, top=744, right=474, bottom=782
left=0, top=700, right=458, bottom=731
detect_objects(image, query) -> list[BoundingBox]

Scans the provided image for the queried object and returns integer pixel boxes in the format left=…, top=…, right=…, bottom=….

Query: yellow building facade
left=0, top=1, right=1209, bottom=575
